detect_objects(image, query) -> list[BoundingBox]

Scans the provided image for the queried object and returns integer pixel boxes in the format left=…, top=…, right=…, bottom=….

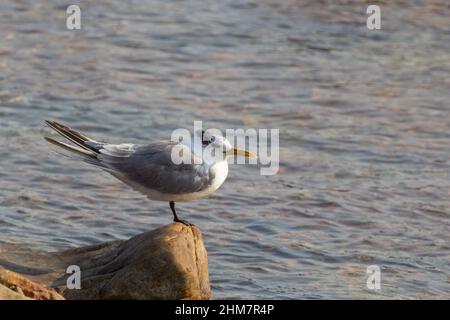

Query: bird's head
left=199, top=130, right=257, bottom=160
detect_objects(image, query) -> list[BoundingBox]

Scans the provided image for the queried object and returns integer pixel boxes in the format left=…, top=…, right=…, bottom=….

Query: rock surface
left=0, top=267, right=64, bottom=300
left=0, top=223, right=210, bottom=300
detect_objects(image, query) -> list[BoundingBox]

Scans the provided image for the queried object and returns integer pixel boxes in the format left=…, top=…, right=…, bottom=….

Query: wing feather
left=97, top=142, right=213, bottom=195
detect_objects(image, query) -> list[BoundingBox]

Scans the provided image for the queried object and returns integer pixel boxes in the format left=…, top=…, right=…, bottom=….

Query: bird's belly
left=145, top=161, right=228, bottom=202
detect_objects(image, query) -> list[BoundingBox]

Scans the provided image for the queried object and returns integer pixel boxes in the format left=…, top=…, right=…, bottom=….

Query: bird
left=44, top=120, right=256, bottom=225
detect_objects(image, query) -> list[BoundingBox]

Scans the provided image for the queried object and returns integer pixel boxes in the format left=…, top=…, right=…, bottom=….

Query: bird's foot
left=173, top=218, right=194, bottom=226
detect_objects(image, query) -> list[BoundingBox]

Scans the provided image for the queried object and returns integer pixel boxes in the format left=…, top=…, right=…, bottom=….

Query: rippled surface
left=0, top=0, right=449, bottom=299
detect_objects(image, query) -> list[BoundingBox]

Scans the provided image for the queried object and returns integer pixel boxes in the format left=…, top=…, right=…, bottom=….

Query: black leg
left=169, top=201, right=193, bottom=226
left=170, top=201, right=179, bottom=221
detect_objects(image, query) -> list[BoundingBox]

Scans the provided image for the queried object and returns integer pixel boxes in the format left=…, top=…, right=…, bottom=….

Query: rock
left=0, top=223, right=211, bottom=300
left=0, top=267, right=64, bottom=300
left=0, top=283, right=29, bottom=300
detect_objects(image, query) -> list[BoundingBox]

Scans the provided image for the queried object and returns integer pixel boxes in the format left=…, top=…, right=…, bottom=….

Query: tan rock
left=0, top=284, right=29, bottom=300
left=0, top=223, right=210, bottom=300
left=0, top=267, right=64, bottom=300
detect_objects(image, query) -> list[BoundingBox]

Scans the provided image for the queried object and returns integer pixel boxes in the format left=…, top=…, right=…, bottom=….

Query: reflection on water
left=0, top=0, right=449, bottom=299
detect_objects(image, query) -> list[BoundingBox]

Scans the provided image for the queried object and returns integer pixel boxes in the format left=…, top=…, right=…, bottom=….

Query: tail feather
left=44, top=136, right=96, bottom=157
left=45, top=120, right=103, bottom=154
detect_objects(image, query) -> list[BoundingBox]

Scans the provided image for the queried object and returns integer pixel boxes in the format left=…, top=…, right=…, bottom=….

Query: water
left=0, top=0, right=449, bottom=299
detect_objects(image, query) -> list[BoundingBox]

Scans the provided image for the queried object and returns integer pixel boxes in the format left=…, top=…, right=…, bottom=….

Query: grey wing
left=97, top=141, right=214, bottom=195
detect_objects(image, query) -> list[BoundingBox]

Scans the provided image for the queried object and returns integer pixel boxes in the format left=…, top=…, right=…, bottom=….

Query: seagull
left=44, top=120, right=256, bottom=225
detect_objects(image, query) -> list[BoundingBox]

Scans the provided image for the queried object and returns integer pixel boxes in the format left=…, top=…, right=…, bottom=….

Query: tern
left=44, top=120, right=256, bottom=225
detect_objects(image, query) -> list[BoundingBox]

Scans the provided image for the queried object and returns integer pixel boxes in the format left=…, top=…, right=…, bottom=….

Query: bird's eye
left=210, top=136, right=216, bottom=142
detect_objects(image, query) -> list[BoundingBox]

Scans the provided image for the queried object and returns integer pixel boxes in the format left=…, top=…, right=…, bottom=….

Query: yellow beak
left=227, top=148, right=258, bottom=159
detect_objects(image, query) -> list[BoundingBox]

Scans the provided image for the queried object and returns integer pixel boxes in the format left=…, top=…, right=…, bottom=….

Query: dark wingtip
left=44, top=136, right=59, bottom=144
left=45, top=120, right=64, bottom=131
